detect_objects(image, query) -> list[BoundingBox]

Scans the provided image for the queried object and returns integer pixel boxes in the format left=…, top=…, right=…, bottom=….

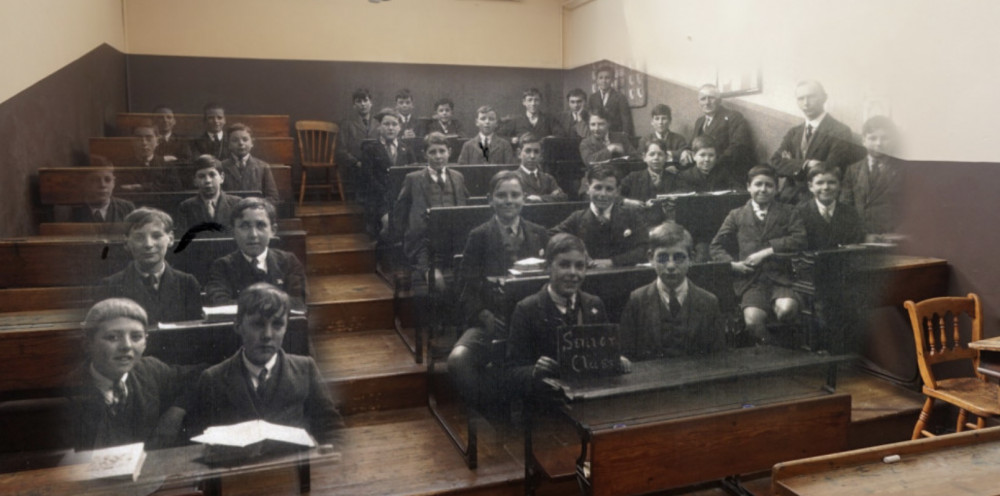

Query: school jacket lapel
left=220, top=354, right=259, bottom=417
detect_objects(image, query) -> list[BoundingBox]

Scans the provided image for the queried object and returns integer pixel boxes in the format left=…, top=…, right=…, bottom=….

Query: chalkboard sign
left=557, top=324, right=622, bottom=378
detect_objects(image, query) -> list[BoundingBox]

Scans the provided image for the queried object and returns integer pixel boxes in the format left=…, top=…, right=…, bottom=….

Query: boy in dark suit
left=99, top=208, right=203, bottom=324
left=70, top=298, right=198, bottom=450
left=504, top=88, right=563, bottom=146
left=579, top=108, right=636, bottom=167
left=638, top=104, right=688, bottom=164
left=840, top=116, right=902, bottom=239
left=220, top=123, right=280, bottom=204
left=187, top=283, right=342, bottom=445
left=176, top=154, right=243, bottom=235
left=449, top=171, right=550, bottom=413
left=336, top=89, right=378, bottom=200
left=190, top=102, right=228, bottom=160
left=797, top=163, right=865, bottom=250
left=118, top=125, right=182, bottom=192
left=457, top=106, right=515, bottom=165
left=362, top=108, right=417, bottom=237
left=395, top=88, right=418, bottom=139
left=205, top=197, right=306, bottom=307
left=152, top=105, right=189, bottom=162
left=394, top=132, right=470, bottom=278
left=552, top=164, right=648, bottom=268
left=513, top=133, right=567, bottom=203
left=710, top=166, right=807, bottom=343
left=620, top=222, right=725, bottom=360
left=70, top=168, right=135, bottom=223
left=557, top=88, right=589, bottom=139
left=426, top=98, right=462, bottom=137
left=621, top=139, right=678, bottom=227
left=588, top=64, right=634, bottom=136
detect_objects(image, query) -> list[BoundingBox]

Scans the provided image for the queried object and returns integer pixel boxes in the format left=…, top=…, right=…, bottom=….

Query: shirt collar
left=241, top=349, right=278, bottom=382
left=381, top=137, right=396, bottom=148
left=136, top=261, right=167, bottom=280
left=519, top=165, right=538, bottom=176
left=243, top=248, right=270, bottom=272
left=232, top=154, right=249, bottom=166
left=805, top=112, right=827, bottom=130
left=427, top=166, right=448, bottom=179
left=750, top=200, right=768, bottom=216
left=479, top=132, right=492, bottom=144
left=656, top=277, right=689, bottom=306
left=590, top=202, right=614, bottom=220
left=211, top=131, right=223, bottom=141
left=815, top=198, right=837, bottom=217
left=496, top=215, right=521, bottom=234
left=546, top=284, right=577, bottom=315
left=91, top=203, right=110, bottom=217
left=89, top=363, right=128, bottom=404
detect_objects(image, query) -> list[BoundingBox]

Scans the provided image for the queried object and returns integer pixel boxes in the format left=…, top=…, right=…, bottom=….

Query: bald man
left=770, top=81, right=862, bottom=204
left=681, top=84, right=754, bottom=184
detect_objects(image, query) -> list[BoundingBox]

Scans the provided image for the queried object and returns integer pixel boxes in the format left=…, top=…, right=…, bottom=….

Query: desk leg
left=297, top=457, right=311, bottom=494
left=524, top=401, right=538, bottom=496
left=574, top=429, right=592, bottom=496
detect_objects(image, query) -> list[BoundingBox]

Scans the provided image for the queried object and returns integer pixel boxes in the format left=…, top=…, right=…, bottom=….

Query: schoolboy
left=125, top=125, right=182, bottom=191
left=709, top=166, right=807, bottom=342
left=70, top=298, right=199, bottom=450
left=220, top=123, right=280, bottom=204
left=676, top=136, right=741, bottom=193
left=425, top=98, right=463, bottom=137
left=552, top=164, right=648, bottom=268
left=190, top=102, right=228, bottom=160
left=840, top=116, right=903, bottom=239
left=457, top=105, right=515, bottom=165
left=152, top=105, right=189, bottom=162
left=638, top=104, right=688, bottom=167
left=450, top=171, right=549, bottom=411
left=187, top=283, right=342, bottom=445
left=336, top=88, right=378, bottom=197
left=504, top=88, right=563, bottom=145
left=620, top=139, right=678, bottom=227
left=70, top=168, right=135, bottom=223
left=513, top=132, right=567, bottom=203
left=579, top=108, right=636, bottom=167
left=205, top=197, right=306, bottom=307
left=395, top=88, right=417, bottom=139
left=176, top=154, right=243, bottom=234
left=557, top=88, right=590, bottom=139
left=361, top=108, right=417, bottom=237
left=620, top=222, right=725, bottom=359
left=588, top=64, right=634, bottom=136
left=392, top=132, right=470, bottom=274
left=797, top=163, right=865, bottom=250
left=98, top=208, right=203, bottom=325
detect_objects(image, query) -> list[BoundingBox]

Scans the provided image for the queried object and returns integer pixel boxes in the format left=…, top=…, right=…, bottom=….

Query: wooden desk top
left=772, top=425, right=1000, bottom=496
left=969, top=336, right=1000, bottom=352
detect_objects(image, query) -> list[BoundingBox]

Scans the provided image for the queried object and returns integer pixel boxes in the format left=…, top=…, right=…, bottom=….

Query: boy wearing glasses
left=620, top=222, right=725, bottom=360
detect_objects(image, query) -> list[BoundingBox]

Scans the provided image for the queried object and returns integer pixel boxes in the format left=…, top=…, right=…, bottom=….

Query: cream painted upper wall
left=123, top=0, right=563, bottom=68
left=0, top=0, right=125, bottom=104
left=565, top=0, right=1000, bottom=162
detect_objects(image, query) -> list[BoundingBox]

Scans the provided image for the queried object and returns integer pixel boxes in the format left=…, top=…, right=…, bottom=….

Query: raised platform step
left=307, top=273, right=397, bottom=333
left=296, top=203, right=364, bottom=236
left=306, top=233, right=376, bottom=275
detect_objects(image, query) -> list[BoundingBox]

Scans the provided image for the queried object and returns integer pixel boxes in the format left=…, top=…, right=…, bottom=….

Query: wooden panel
left=115, top=113, right=291, bottom=138
left=0, top=286, right=94, bottom=313
left=590, top=394, right=851, bottom=496
left=0, top=323, right=83, bottom=394
left=89, top=137, right=294, bottom=167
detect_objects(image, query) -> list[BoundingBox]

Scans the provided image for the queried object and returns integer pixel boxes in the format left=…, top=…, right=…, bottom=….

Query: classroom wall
left=122, top=0, right=563, bottom=69
left=0, top=0, right=128, bottom=237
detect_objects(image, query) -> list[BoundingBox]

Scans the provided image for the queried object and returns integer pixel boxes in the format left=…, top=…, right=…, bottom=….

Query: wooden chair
left=905, top=293, right=1000, bottom=439
left=295, top=120, right=342, bottom=206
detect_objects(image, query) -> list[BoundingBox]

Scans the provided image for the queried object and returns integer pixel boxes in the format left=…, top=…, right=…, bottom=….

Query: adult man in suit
left=680, top=84, right=754, bottom=185
left=620, top=222, right=725, bottom=360
left=187, top=284, right=342, bottom=445
left=557, top=88, right=590, bottom=139
left=770, top=80, right=862, bottom=204
left=588, top=65, right=635, bottom=136
left=840, top=116, right=903, bottom=238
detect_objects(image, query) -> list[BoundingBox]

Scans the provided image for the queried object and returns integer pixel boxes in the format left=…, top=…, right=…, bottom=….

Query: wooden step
left=307, top=273, right=397, bottom=333
left=314, top=329, right=426, bottom=415
left=306, top=234, right=375, bottom=275
left=296, top=203, right=363, bottom=236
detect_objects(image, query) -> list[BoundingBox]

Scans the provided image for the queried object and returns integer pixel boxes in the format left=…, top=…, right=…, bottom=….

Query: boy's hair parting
left=203, top=102, right=225, bottom=115
left=589, top=107, right=611, bottom=122
left=862, top=115, right=898, bottom=137
left=649, top=221, right=693, bottom=254
left=124, top=207, right=174, bottom=236
left=566, top=88, right=587, bottom=100
left=424, top=131, right=450, bottom=149
left=588, top=163, right=619, bottom=185
left=545, top=233, right=588, bottom=265
left=595, top=64, right=615, bottom=77
left=476, top=105, right=497, bottom=117
left=352, top=88, right=372, bottom=102
left=806, top=162, right=843, bottom=182
left=395, top=88, right=413, bottom=101
left=650, top=104, right=672, bottom=119
left=227, top=122, right=253, bottom=137
left=374, top=107, right=402, bottom=123
left=152, top=104, right=173, bottom=114
left=643, top=139, right=668, bottom=154
left=518, top=132, right=542, bottom=148
left=523, top=88, right=542, bottom=99
left=488, top=170, right=524, bottom=197
left=236, top=283, right=290, bottom=328
left=433, top=98, right=454, bottom=111
left=231, top=196, right=277, bottom=227
left=83, top=298, right=148, bottom=339
left=192, top=154, right=224, bottom=174
left=690, top=135, right=717, bottom=153
left=746, top=165, right=777, bottom=184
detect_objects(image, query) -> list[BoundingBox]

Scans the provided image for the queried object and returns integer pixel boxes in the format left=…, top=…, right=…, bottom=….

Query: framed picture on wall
left=716, top=66, right=762, bottom=97
left=591, top=63, right=647, bottom=108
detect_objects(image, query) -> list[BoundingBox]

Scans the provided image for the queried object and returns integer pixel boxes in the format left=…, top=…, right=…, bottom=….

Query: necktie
left=206, top=200, right=216, bottom=219
left=531, top=171, right=539, bottom=185
left=756, top=209, right=767, bottom=221
left=703, top=116, right=712, bottom=132
left=801, top=123, right=814, bottom=156
left=111, top=380, right=127, bottom=415
left=480, top=139, right=489, bottom=160
left=256, top=368, right=268, bottom=395
left=668, top=288, right=681, bottom=318
left=822, top=208, right=832, bottom=223
left=144, top=273, right=158, bottom=292
left=252, top=257, right=266, bottom=277
left=93, top=210, right=105, bottom=223
left=387, top=141, right=397, bottom=164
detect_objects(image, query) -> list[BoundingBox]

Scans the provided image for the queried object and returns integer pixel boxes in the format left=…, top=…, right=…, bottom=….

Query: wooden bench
left=115, top=113, right=291, bottom=138
left=37, top=218, right=303, bottom=237
left=398, top=136, right=467, bottom=164
left=89, top=137, right=295, bottom=167
left=386, top=163, right=521, bottom=206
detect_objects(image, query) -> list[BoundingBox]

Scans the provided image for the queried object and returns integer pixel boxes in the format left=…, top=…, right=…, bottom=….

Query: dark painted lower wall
left=0, top=44, right=127, bottom=237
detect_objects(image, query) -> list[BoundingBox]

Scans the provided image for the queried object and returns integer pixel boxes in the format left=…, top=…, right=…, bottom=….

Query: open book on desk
left=192, top=420, right=317, bottom=465
left=61, top=442, right=147, bottom=482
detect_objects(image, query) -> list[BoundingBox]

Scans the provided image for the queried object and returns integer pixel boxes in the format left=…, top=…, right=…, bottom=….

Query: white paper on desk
left=67, top=442, right=147, bottom=481
left=193, top=420, right=316, bottom=448
left=203, top=305, right=238, bottom=317
left=709, top=189, right=741, bottom=195
left=655, top=192, right=695, bottom=200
